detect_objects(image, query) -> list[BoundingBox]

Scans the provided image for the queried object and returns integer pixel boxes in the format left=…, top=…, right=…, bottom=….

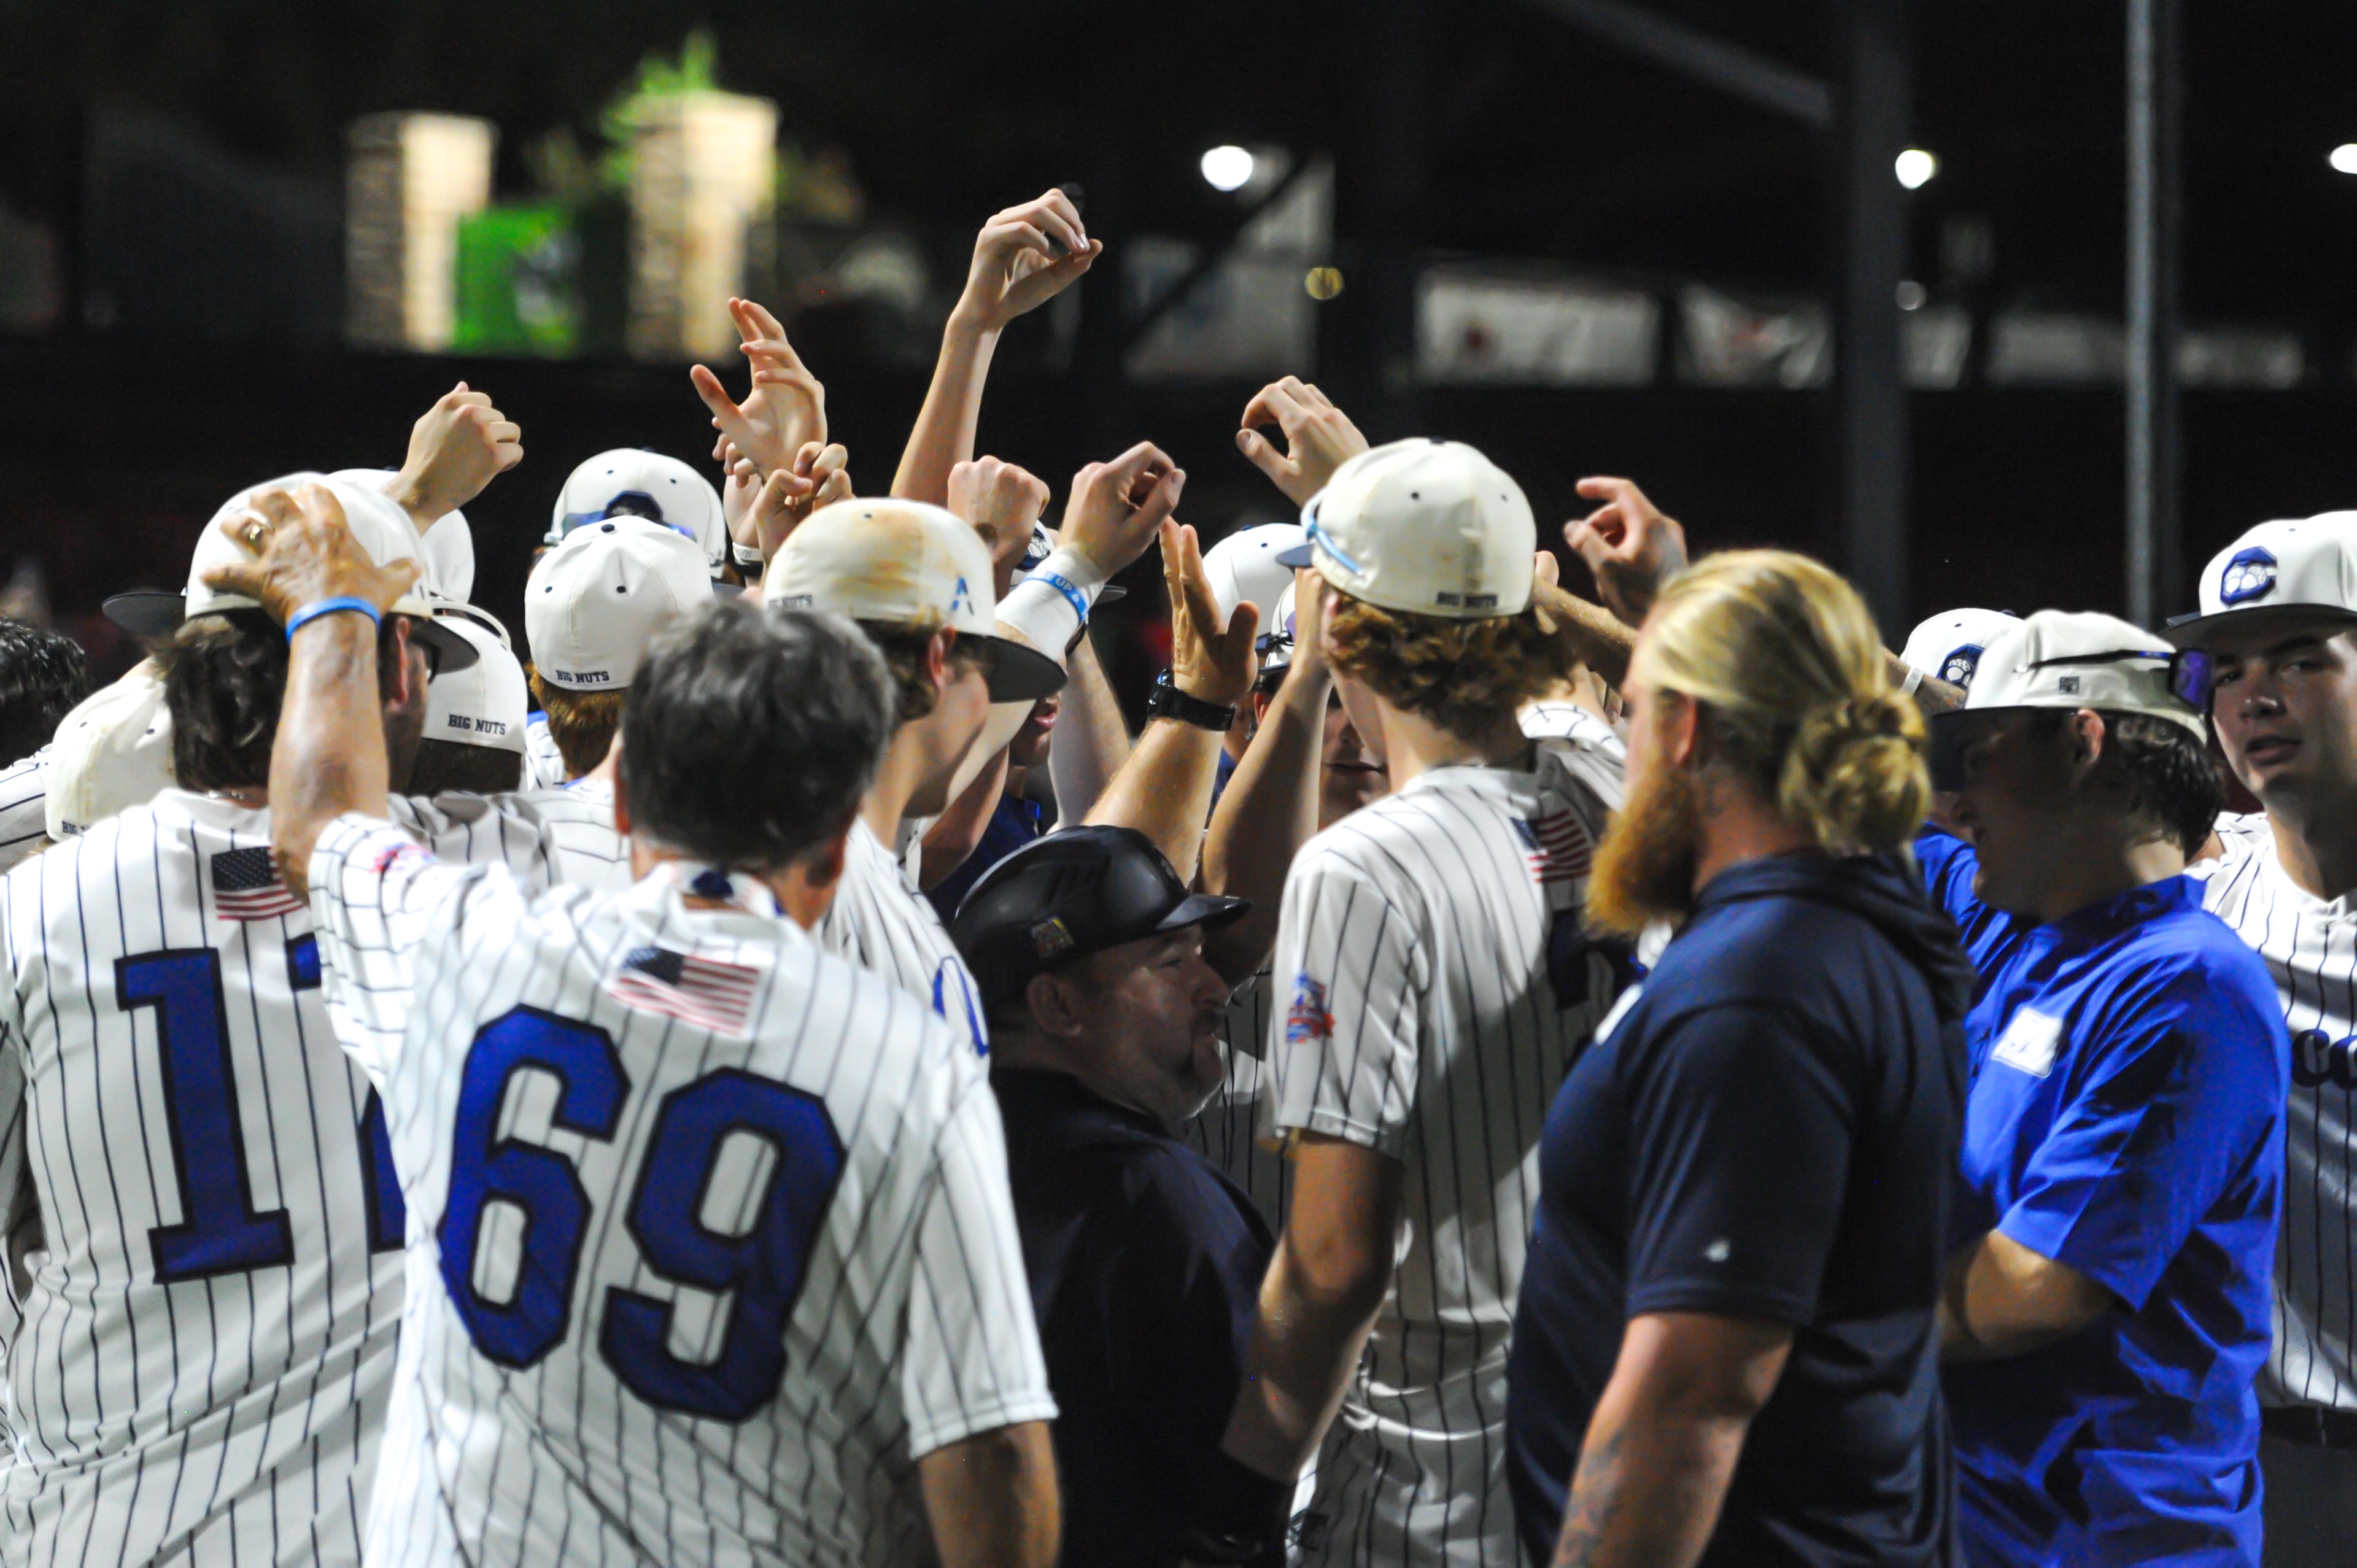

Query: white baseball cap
left=44, top=662, right=176, bottom=840
left=104, top=471, right=478, bottom=671
left=525, top=517, right=713, bottom=690
left=1902, top=608, right=2023, bottom=689
left=1258, top=579, right=1300, bottom=676
left=770, top=498, right=1066, bottom=703
left=1203, top=523, right=1306, bottom=628
left=326, top=468, right=475, bottom=603
left=548, top=449, right=728, bottom=577
left=1929, top=609, right=2210, bottom=788
left=423, top=614, right=528, bottom=754
left=1275, top=438, right=1535, bottom=619
left=2165, top=512, right=2357, bottom=648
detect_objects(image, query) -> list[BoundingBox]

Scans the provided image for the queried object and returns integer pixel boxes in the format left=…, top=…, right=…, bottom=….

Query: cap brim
left=1273, top=541, right=1314, bottom=569
left=104, top=590, right=187, bottom=638
left=1152, top=892, right=1251, bottom=935
left=410, top=611, right=481, bottom=671
left=983, top=636, right=1069, bottom=702
left=2161, top=602, right=2357, bottom=648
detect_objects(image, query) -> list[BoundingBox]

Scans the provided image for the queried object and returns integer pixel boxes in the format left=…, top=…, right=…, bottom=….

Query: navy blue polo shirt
left=1507, top=852, right=1972, bottom=1567
left=927, top=791, right=1048, bottom=922
left=1918, top=829, right=2286, bottom=1568
left=990, top=1068, right=1274, bottom=1568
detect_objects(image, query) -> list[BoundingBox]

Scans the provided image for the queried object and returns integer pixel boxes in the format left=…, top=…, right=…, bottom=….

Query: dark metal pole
left=2125, top=0, right=2183, bottom=626
left=1832, top=0, right=1911, bottom=636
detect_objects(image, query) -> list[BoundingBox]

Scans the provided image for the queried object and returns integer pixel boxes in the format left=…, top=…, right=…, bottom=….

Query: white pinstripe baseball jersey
left=816, top=820, right=989, bottom=1057
left=1515, top=700, right=1621, bottom=753
left=0, top=784, right=616, bottom=1568
left=2186, top=811, right=2357, bottom=1412
left=1263, top=735, right=1628, bottom=1568
left=1186, top=971, right=1291, bottom=1234
left=303, top=815, right=1054, bottom=1568
left=521, top=715, right=568, bottom=791
left=393, top=782, right=630, bottom=896
left=0, top=752, right=47, bottom=876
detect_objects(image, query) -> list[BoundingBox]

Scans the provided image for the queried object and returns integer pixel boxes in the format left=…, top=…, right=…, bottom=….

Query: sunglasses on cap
left=2029, top=647, right=2217, bottom=710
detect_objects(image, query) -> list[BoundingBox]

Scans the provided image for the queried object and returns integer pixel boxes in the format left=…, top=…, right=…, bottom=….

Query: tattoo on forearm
left=1551, top=1424, right=1628, bottom=1568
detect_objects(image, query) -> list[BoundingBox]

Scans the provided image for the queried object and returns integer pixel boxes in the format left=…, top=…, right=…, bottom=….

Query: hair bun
left=1778, top=690, right=1929, bottom=855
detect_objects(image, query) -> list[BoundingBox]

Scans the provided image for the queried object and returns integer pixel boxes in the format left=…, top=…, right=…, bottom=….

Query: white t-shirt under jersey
left=1263, top=735, right=1628, bottom=1568
left=2187, top=811, right=2357, bottom=1411
left=0, top=786, right=617, bottom=1568
left=816, top=820, right=989, bottom=1057
left=304, top=819, right=1053, bottom=1568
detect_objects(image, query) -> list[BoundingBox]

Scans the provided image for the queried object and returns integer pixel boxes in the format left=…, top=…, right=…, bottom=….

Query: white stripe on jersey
left=0, top=787, right=625, bottom=1568
left=1265, top=736, right=1627, bottom=1568
left=816, top=820, right=989, bottom=1056
left=521, top=716, right=569, bottom=792
left=392, top=782, right=630, bottom=895
left=1184, top=968, right=1291, bottom=1233
left=304, top=816, right=1054, bottom=1568
left=2188, top=812, right=2357, bottom=1410
left=0, top=751, right=47, bottom=876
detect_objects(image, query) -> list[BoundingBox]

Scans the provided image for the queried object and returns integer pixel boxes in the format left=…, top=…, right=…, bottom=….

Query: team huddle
left=0, top=186, right=2350, bottom=1568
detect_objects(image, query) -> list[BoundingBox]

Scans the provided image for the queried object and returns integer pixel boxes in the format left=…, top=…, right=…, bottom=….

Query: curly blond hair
left=526, top=670, right=626, bottom=779
left=1325, top=598, right=1568, bottom=738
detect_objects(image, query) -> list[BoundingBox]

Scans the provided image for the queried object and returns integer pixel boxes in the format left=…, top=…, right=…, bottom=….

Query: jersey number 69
left=438, top=1007, right=846, bottom=1422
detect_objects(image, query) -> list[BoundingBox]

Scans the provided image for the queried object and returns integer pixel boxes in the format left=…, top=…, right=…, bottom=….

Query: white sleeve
left=307, top=813, right=517, bottom=1083
left=900, top=1075, right=1058, bottom=1458
left=1265, top=854, right=1427, bottom=1157
left=0, top=751, right=47, bottom=874
left=0, top=944, right=27, bottom=1354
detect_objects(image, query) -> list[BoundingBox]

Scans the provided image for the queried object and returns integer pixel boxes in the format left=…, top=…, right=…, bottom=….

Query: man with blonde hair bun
left=1509, top=549, right=1974, bottom=1568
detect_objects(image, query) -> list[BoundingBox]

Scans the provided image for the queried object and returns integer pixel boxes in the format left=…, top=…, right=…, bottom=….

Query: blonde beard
left=1587, top=755, right=1702, bottom=940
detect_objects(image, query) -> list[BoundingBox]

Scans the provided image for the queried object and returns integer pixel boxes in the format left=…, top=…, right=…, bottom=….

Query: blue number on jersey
left=118, top=950, right=296, bottom=1280
left=603, top=1069, right=845, bottom=1418
left=287, top=933, right=407, bottom=1252
left=439, top=1008, right=629, bottom=1368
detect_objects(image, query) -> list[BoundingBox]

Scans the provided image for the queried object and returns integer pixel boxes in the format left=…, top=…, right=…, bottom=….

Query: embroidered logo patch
left=2219, top=546, right=2278, bottom=606
left=1028, top=917, right=1076, bottom=959
left=1286, top=975, right=1334, bottom=1045
left=1939, top=643, right=1986, bottom=687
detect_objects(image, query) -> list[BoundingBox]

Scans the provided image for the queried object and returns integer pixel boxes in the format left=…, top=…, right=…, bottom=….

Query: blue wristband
left=1035, top=571, right=1090, bottom=624
left=285, top=597, right=384, bottom=640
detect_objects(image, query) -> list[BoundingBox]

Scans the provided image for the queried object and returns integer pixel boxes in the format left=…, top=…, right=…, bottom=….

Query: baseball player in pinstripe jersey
left=1185, top=438, right=1639, bottom=1568
left=230, top=489, right=1058, bottom=1568
left=2167, top=512, right=2357, bottom=1566
left=0, top=474, right=626, bottom=1568
left=768, top=497, right=1070, bottom=1057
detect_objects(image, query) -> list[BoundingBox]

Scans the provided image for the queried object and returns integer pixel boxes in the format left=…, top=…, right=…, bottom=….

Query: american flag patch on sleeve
left=606, top=946, right=762, bottom=1034
left=1514, top=811, right=1595, bottom=886
left=211, top=846, right=305, bottom=921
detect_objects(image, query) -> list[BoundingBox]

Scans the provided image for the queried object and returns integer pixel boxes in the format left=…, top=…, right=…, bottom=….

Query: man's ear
left=1660, top=689, right=1704, bottom=770
left=2063, top=708, right=2107, bottom=782
left=1024, top=968, right=1083, bottom=1041
left=610, top=759, right=633, bottom=836
left=384, top=617, right=422, bottom=711
left=926, top=627, right=956, bottom=700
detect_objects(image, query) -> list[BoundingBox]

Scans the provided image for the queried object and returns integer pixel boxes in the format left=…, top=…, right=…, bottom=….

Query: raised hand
left=390, top=383, right=522, bottom=527
left=1062, top=442, right=1186, bottom=579
left=950, top=456, right=1051, bottom=598
left=205, top=484, right=420, bottom=627
left=953, top=188, right=1102, bottom=335
left=749, top=441, right=852, bottom=565
left=1236, top=377, right=1369, bottom=508
left=691, top=297, right=827, bottom=477
left=1564, top=476, right=1688, bottom=628
left=1164, top=520, right=1260, bottom=708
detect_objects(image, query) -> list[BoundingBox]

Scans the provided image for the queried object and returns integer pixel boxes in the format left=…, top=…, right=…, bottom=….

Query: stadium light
left=2331, top=144, right=2357, bottom=175
left=1200, top=145, right=1256, bottom=193
left=1895, top=149, right=1939, bottom=190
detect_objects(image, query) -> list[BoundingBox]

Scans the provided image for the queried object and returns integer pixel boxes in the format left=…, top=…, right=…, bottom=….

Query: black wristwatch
left=1145, top=670, right=1237, bottom=733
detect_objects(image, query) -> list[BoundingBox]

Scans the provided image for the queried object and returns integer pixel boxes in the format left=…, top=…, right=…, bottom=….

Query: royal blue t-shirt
left=1919, top=829, right=2287, bottom=1568
left=1508, top=853, right=1973, bottom=1567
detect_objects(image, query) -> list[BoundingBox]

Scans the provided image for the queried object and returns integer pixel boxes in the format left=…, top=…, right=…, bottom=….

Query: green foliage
left=594, top=28, right=723, bottom=193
